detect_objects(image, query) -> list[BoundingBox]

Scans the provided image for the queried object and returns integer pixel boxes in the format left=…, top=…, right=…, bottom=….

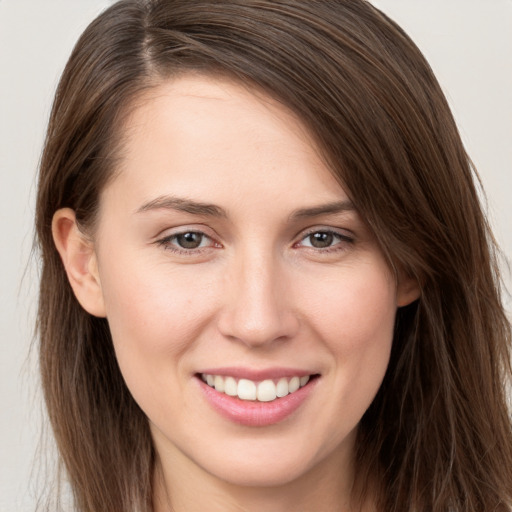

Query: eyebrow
left=135, top=195, right=227, bottom=218
left=135, top=195, right=355, bottom=221
left=289, top=200, right=356, bottom=221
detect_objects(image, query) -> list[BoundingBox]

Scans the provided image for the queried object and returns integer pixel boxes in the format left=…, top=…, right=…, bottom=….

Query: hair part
left=35, top=1, right=512, bottom=510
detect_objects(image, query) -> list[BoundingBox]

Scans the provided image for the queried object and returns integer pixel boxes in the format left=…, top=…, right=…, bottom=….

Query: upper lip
left=196, top=367, right=317, bottom=381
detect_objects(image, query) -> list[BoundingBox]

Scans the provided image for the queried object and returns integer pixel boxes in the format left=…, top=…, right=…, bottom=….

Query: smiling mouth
left=199, top=373, right=318, bottom=403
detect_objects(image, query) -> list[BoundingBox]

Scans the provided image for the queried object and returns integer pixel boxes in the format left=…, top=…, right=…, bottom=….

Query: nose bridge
left=218, top=245, right=297, bottom=346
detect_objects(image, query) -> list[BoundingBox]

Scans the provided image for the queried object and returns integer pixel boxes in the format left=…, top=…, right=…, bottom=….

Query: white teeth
left=224, top=376, right=238, bottom=396
left=214, top=375, right=224, bottom=392
left=201, top=373, right=313, bottom=402
left=288, top=376, right=300, bottom=393
left=257, top=379, right=277, bottom=402
left=276, top=378, right=289, bottom=397
left=237, top=379, right=257, bottom=400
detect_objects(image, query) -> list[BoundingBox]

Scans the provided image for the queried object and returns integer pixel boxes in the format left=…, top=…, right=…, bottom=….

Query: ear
left=396, top=274, right=421, bottom=308
left=52, top=208, right=106, bottom=317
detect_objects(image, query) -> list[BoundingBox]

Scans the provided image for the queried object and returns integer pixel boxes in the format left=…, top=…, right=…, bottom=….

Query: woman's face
left=91, top=75, right=411, bottom=489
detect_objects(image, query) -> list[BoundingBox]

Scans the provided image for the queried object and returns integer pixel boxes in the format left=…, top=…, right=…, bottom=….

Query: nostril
left=217, top=265, right=299, bottom=346
left=217, top=304, right=300, bottom=348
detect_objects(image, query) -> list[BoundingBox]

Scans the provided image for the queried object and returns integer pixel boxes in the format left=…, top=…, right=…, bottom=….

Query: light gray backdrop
left=1, top=1, right=510, bottom=510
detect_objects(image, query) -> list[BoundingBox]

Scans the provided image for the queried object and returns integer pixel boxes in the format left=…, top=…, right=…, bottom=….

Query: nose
left=217, top=250, right=299, bottom=348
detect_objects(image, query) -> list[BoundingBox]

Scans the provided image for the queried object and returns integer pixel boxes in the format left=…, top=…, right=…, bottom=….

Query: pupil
left=310, top=232, right=333, bottom=248
left=177, top=232, right=202, bottom=249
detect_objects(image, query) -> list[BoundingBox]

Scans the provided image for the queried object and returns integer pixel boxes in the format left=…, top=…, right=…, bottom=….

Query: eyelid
left=296, top=225, right=354, bottom=240
left=154, top=222, right=219, bottom=242
left=155, top=226, right=222, bottom=254
left=293, top=226, right=354, bottom=250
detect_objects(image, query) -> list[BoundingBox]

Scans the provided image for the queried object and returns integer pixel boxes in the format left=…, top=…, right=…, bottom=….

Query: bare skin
left=53, top=75, right=418, bottom=512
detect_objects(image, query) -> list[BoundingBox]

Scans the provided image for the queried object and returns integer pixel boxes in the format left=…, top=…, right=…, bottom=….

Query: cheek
left=101, top=253, right=213, bottom=336
left=304, top=261, right=396, bottom=349
left=97, top=251, right=220, bottom=393
left=301, top=262, right=396, bottom=415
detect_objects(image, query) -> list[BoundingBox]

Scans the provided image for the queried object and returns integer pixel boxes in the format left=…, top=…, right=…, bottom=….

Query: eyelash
left=293, top=228, right=354, bottom=254
left=156, top=228, right=354, bottom=255
left=156, top=231, right=219, bottom=255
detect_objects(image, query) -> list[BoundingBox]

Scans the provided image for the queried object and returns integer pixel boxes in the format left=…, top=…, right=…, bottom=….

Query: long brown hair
left=35, top=1, right=512, bottom=510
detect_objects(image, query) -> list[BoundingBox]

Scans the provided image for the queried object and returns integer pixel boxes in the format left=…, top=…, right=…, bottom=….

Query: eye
left=157, top=230, right=219, bottom=253
left=303, top=231, right=336, bottom=249
left=174, top=232, right=208, bottom=249
left=297, top=229, right=353, bottom=250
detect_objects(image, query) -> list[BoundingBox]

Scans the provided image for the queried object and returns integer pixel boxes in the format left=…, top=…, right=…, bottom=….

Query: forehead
left=121, top=74, right=320, bottom=166
left=102, top=74, right=346, bottom=215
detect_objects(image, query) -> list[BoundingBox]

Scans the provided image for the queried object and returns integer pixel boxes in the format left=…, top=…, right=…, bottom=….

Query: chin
left=203, top=456, right=315, bottom=488
left=187, top=430, right=350, bottom=490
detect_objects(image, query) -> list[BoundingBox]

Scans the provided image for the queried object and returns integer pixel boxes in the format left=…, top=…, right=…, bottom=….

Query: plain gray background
left=1, top=1, right=510, bottom=510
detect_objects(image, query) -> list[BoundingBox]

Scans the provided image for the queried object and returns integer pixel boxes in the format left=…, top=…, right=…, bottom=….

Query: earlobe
left=396, top=275, right=421, bottom=308
left=52, top=208, right=106, bottom=317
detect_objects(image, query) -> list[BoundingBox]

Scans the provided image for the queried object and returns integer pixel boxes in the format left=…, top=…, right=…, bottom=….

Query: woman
left=35, top=0, right=512, bottom=511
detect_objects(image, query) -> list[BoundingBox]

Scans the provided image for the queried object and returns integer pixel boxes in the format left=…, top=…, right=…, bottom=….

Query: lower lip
left=197, top=377, right=318, bottom=427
